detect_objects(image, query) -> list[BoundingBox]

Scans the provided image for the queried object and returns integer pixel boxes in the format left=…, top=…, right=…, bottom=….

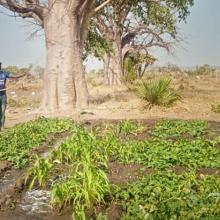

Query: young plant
left=51, top=159, right=110, bottom=219
left=137, top=77, right=181, bottom=108
left=25, top=156, right=53, bottom=189
left=116, top=120, right=145, bottom=135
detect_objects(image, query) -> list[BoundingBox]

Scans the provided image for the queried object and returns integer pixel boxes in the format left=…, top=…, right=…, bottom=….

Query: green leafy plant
left=104, top=138, right=220, bottom=169
left=0, top=117, right=74, bottom=168
left=137, top=78, right=181, bottom=108
left=114, top=171, right=220, bottom=220
left=152, top=120, right=208, bottom=139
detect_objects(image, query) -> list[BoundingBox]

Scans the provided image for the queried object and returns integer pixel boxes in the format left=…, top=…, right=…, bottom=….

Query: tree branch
left=93, top=0, right=112, bottom=14
left=0, top=0, right=46, bottom=25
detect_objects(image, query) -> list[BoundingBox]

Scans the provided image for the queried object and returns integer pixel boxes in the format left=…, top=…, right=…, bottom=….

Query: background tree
left=87, top=0, right=194, bottom=86
left=124, top=51, right=156, bottom=83
left=0, top=0, right=111, bottom=113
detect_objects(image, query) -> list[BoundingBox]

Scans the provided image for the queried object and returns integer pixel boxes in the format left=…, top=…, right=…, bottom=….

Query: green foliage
left=51, top=160, right=109, bottom=219
left=27, top=125, right=110, bottom=219
left=116, top=120, right=144, bottom=135
left=137, top=78, right=181, bottom=108
left=51, top=128, right=107, bottom=166
left=124, top=56, right=138, bottom=82
left=101, top=120, right=220, bottom=169
left=117, top=120, right=139, bottom=135
left=0, top=117, right=74, bottom=168
left=88, top=0, right=194, bottom=63
left=114, top=171, right=220, bottom=220
left=211, top=103, right=220, bottom=114
left=186, top=64, right=215, bottom=76
left=104, top=138, right=220, bottom=169
left=195, top=64, right=214, bottom=75
left=84, top=28, right=113, bottom=60
left=124, top=52, right=156, bottom=82
left=51, top=128, right=110, bottom=219
left=19, top=118, right=220, bottom=219
left=25, top=156, right=53, bottom=189
left=152, top=120, right=208, bottom=138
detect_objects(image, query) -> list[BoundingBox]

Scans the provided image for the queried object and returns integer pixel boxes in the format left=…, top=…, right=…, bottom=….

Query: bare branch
left=93, top=0, right=112, bottom=14
left=0, top=0, right=47, bottom=25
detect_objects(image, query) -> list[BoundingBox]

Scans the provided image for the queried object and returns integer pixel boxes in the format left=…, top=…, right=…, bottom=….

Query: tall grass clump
left=51, top=160, right=110, bottom=219
left=137, top=77, right=181, bottom=108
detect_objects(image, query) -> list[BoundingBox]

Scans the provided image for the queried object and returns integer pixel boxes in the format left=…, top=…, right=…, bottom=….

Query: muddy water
left=0, top=170, right=71, bottom=220
left=0, top=170, right=22, bottom=193
left=1, top=189, right=72, bottom=220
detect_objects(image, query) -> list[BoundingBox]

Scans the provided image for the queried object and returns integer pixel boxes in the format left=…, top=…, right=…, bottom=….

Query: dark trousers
left=0, top=95, right=7, bottom=129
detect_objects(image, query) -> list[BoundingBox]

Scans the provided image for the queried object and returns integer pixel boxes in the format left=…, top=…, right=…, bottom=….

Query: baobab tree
left=88, top=0, right=194, bottom=86
left=0, top=0, right=111, bottom=113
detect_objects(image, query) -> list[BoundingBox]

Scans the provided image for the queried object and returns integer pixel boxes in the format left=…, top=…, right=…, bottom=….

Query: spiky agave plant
left=137, top=77, right=181, bottom=108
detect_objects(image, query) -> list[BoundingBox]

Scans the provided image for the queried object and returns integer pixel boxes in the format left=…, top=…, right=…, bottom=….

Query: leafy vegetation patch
left=114, top=171, right=220, bottom=220
left=1, top=118, right=220, bottom=219
left=0, top=117, right=74, bottom=168
left=104, top=139, right=220, bottom=169
left=152, top=120, right=208, bottom=139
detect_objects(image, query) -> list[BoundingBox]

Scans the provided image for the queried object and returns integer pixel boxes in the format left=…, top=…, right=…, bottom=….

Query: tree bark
left=104, top=32, right=123, bottom=86
left=40, top=1, right=88, bottom=113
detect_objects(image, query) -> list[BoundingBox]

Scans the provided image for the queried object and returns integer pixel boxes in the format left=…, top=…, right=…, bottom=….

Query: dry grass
left=4, top=70, right=220, bottom=128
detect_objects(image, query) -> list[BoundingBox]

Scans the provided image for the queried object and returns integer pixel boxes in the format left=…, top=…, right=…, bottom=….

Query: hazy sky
left=0, top=0, right=219, bottom=70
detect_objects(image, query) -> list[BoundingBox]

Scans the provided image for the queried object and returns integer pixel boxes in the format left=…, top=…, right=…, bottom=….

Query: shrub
left=137, top=77, right=181, bottom=108
left=211, top=103, right=220, bottom=113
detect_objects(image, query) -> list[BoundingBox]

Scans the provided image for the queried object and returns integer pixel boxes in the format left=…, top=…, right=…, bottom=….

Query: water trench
left=1, top=174, right=71, bottom=220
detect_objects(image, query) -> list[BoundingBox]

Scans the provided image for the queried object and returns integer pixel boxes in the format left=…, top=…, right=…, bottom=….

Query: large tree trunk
left=104, top=32, right=123, bottom=86
left=40, top=1, right=88, bottom=114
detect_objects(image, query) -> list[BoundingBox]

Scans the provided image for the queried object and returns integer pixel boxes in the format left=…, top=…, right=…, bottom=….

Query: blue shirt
left=0, top=71, right=11, bottom=96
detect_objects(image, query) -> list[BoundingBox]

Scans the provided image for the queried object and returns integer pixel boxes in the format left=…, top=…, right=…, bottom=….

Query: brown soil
left=108, top=162, right=153, bottom=185
left=0, top=169, right=25, bottom=210
left=0, top=161, right=11, bottom=176
left=106, top=203, right=122, bottom=220
left=197, top=168, right=220, bottom=177
left=31, top=131, right=70, bottom=156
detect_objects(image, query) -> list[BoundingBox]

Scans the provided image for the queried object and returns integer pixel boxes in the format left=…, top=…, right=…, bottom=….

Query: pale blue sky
left=0, top=0, right=219, bottom=70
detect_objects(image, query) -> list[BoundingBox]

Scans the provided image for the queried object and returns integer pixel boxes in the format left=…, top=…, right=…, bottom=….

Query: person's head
left=0, top=62, right=2, bottom=70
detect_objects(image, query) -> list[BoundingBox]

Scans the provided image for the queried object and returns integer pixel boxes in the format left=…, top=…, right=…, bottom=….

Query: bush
left=137, top=77, right=181, bottom=108
left=186, top=64, right=215, bottom=76
left=211, top=103, right=220, bottom=113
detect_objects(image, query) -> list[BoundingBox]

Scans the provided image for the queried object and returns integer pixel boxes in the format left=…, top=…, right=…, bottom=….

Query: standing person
left=0, top=62, right=26, bottom=130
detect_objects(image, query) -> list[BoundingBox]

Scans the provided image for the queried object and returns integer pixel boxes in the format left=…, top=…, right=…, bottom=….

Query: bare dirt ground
left=4, top=71, right=220, bottom=128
